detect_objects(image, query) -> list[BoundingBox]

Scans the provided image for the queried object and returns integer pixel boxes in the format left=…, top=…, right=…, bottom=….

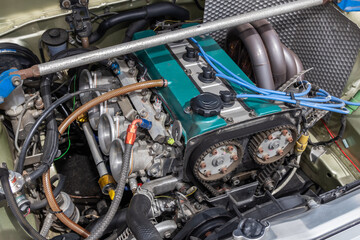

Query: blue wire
left=189, top=37, right=359, bottom=114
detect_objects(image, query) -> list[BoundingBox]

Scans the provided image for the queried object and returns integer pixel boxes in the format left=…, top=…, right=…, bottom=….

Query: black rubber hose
left=126, top=194, right=162, bottom=240
left=123, top=19, right=149, bottom=43
left=87, top=208, right=127, bottom=234
left=89, top=2, right=189, bottom=43
left=16, top=88, right=107, bottom=177
left=16, top=76, right=59, bottom=175
left=30, top=174, right=66, bottom=211
left=86, top=143, right=133, bottom=240
left=0, top=167, right=46, bottom=240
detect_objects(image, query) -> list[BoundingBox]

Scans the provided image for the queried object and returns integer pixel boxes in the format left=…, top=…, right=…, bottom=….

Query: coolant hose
left=43, top=80, right=166, bottom=238
left=58, top=79, right=166, bottom=134
left=30, top=174, right=65, bottom=211
left=0, top=168, right=46, bottom=240
left=89, top=2, right=189, bottom=43
left=123, top=19, right=149, bottom=43
left=86, top=143, right=133, bottom=240
left=126, top=194, right=162, bottom=240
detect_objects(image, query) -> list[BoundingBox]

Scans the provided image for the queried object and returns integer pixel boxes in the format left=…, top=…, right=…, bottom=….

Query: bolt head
left=282, top=130, right=288, bottom=136
left=262, top=154, right=270, bottom=161
left=200, top=161, right=206, bottom=169
left=277, top=149, right=284, bottom=156
left=258, top=147, right=264, bottom=153
left=227, top=146, right=234, bottom=151
left=212, top=149, right=218, bottom=155
left=231, top=155, right=238, bottom=161
left=220, top=167, right=227, bottom=174
left=268, top=135, right=273, bottom=140
left=12, top=77, right=21, bottom=86
left=205, top=171, right=212, bottom=177
left=287, top=137, right=293, bottom=143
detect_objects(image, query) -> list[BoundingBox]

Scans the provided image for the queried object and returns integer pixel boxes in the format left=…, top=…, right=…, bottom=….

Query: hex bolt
left=268, top=135, right=273, bottom=140
left=231, top=155, right=238, bottom=161
left=277, top=149, right=284, bottom=156
left=12, top=77, right=21, bottom=87
left=205, top=171, right=212, bottom=177
left=258, top=147, right=264, bottom=154
left=282, top=130, right=288, bottom=136
left=212, top=149, right=218, bottom=155
left=287, top=137, right=294, bottom=143
left=164, top=231, right=171, bottom=239
left=227, top=146, right=234, bottom=152
left=200, top=161, right=206, bottom=169
left=262, top=154, right=270, bottom=161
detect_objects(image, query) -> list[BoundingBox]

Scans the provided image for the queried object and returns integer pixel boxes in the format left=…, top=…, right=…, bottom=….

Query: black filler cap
left=41, top=28, right=69, bottom=46
left=190, top=92, right=223, bottom=117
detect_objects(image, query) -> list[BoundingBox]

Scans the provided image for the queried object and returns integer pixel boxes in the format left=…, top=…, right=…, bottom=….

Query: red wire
left=321, top=120, right=360, bottom=173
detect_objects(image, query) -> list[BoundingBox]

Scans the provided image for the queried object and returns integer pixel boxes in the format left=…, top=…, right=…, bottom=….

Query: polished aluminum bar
left=37, top=0, right=325, bottom=76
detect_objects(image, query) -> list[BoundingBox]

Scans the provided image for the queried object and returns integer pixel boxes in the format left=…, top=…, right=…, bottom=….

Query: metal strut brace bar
left=12, top=0, right=329, bottom=80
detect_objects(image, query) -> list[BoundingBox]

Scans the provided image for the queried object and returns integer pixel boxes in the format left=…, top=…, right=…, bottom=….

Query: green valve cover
left=134, top=29, right=280, bottom=141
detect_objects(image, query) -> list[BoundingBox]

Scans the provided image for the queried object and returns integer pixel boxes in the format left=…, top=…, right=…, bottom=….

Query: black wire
left=308, top=114, right=347, bottom=147
left=0, top=167, right=46, bottom=240
left=194, top=0, right=204, bottom=10
left=16, top=88, right=107, bottom=175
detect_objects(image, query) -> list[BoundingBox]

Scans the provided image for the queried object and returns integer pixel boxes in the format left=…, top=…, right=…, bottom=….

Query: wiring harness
left=190, top=38, right=360, bottom=115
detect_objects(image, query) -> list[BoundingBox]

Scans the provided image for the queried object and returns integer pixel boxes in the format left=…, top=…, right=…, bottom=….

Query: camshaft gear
left=194, top=140, right=243, bottom=182
left=249, top=125, right=297, bottom=165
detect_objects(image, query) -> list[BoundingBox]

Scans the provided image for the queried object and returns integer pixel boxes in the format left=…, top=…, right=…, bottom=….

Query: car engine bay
left=1, top=0, right=360, bottom=239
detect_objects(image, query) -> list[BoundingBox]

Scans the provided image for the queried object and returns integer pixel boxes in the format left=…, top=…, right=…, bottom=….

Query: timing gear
left=194, top=140, right=243, bottom=182
left=249, top=125, right=297, bottom=165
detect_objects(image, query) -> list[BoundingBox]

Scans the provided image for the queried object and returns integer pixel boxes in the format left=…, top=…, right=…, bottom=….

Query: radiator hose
left=89, top=2, right=189, bottom=43
left=126, top=194, right=162, bottom=240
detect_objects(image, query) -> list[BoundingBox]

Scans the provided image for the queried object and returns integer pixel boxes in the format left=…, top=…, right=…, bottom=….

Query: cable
left=189, top=38, right=360, bottom=115
left=0, top=167, right=46, bottom=240
left=321, top=120, right=360, bottom=173
left=41, top=81, right=166, bottom=239
left=309, top=114, right=347, bottom=146
left=54, top=75, right=77, bottom=161
left=194, top=0, right=204, bottom=10
left=16, top=87, right=108, bottom=174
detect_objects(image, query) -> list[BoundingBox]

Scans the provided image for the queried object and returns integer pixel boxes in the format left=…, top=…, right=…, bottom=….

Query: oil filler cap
left=190, top=92, right=223, bottom=117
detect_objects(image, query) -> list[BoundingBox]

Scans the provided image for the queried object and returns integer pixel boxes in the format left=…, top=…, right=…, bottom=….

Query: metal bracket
left=337, top=0, right=360, bottom=12
left=0, top=69, right=22, bottom=104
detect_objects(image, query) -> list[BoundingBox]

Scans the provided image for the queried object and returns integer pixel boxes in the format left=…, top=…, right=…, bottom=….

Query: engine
left=1, top=1, right=360, bottom=240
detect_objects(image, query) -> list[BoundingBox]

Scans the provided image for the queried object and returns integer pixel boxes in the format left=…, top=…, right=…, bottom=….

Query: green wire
left=54, top=75, right=76, bottom=161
